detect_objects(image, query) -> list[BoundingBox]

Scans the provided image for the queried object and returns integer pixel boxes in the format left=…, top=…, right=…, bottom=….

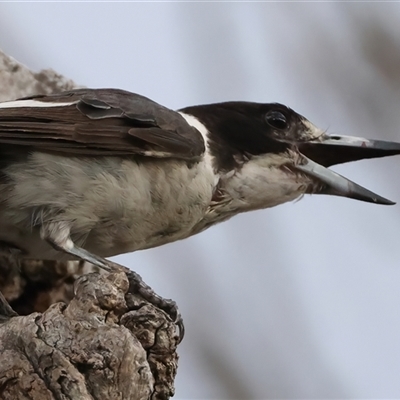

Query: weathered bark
left=0, top=50, right=179, bottom=400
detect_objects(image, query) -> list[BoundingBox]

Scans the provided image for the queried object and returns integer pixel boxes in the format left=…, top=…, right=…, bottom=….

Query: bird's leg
left=41, top=222, right=184, bottom=341
left=40, top=221, right=112, bottom=272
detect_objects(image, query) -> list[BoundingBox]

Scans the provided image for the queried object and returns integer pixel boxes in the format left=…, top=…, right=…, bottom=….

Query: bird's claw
left=106, top=261, right=185, bottom=343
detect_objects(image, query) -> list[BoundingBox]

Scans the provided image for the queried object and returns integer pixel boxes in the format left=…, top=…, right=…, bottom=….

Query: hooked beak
left=295, top=135, right=400, bottom=205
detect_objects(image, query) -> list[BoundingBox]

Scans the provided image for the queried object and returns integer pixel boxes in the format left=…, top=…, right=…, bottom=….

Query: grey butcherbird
left=1, top=88, right=400, bottom=262
left=0, top=88, right=399, bottom=334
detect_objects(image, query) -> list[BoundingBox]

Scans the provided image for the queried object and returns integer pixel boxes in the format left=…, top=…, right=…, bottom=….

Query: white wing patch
left=179, top=112, right=214, bottom=167
left=179, top=111, right=220, bottom=186
left=0, top=99, right=77, bottom=109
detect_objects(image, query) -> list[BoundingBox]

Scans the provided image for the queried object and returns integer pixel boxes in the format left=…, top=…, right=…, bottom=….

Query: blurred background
left=1, top=3, right=400, bottom=398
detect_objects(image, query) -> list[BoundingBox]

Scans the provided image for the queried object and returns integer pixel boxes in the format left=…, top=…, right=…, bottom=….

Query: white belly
left=0, top=152, right=216, bottom=259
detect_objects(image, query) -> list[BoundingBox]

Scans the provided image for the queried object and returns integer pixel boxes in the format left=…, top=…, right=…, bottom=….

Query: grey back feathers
left=0, top=88, right=205, bottom=159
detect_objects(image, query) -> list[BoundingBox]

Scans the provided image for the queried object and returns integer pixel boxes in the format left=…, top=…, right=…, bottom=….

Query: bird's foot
left=105, top=260, right=184, bottom=343
left=42, top=223, right=184, bottom=342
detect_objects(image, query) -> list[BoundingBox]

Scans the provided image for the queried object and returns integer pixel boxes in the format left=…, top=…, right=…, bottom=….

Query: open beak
left=295, top=135, right=400, bottom=205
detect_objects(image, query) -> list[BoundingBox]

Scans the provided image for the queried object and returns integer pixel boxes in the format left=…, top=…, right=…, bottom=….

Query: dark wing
left=0, top=88, right=205, bottom=159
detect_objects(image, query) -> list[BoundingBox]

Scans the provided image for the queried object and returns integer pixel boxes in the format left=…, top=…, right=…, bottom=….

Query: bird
left=0, top=87, right=399, bottom=269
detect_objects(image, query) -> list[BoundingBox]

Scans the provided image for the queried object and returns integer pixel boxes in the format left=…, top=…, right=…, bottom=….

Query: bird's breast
left=0, top=152, right=216, bottom=259
left=80, top=156, right=216, bottom=256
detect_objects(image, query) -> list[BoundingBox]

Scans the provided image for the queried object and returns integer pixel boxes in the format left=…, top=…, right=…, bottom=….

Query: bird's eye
left=265, top=111, right=288, bottom=130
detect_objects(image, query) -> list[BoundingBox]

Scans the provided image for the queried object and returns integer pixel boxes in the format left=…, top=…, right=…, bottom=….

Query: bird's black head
left=180, top=101, right=400, bottom=206
left=180, top=101, right=319, bottom=172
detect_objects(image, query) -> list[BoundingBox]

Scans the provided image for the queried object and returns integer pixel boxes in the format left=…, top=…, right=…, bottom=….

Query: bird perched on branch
left=0, top=88, right=399, bottom=269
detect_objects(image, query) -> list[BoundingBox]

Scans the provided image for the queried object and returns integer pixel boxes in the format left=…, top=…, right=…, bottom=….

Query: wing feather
left=0, top=88, right=205, bottom=160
